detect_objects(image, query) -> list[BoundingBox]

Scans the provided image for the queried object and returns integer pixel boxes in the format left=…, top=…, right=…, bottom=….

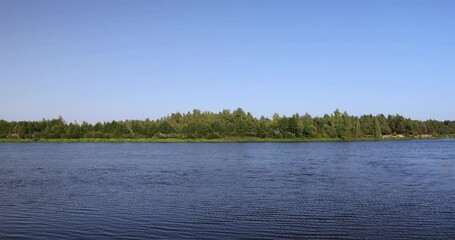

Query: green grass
left=0, top=137, right=339, bottom=143
left=1, top=135, right=453, bottom=143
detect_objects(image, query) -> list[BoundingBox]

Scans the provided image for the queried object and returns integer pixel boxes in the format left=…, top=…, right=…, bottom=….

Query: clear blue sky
left=1, top=0, right=454, bottom=123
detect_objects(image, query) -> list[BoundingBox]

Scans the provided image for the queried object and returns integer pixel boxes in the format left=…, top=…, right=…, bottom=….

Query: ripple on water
left=0, top=141, right=454, bottom=239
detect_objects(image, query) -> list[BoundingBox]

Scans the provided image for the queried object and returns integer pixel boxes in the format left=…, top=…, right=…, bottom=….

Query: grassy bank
left=1, top=136, right=453, bottom=143
left=0, top=137, right=346, bottom=143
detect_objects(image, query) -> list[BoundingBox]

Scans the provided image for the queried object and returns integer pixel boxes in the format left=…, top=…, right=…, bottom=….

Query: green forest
left=1, top=109, right=455, bottom=141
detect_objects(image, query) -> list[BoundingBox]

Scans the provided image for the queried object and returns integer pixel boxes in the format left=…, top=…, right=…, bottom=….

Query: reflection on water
left=0, top=140, right=454, bottom=239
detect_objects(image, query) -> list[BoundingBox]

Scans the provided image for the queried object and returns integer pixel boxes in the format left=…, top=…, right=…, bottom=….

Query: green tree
left=301, top=113, right=315, bottom=137
left=156, top=120, right=174, bottom=135
left=66, top=122, right=82, bottom=138
left=353, top=118, right=362, bottom=137
left=1, top=108, right=454, bottom=141
left=0, top=120, right=11, bottom=138
left=374, top=118, right=382, bottom=139
left=48, top=116, right=66, bottom=138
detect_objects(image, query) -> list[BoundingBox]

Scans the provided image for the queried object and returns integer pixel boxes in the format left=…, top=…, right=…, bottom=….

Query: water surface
left=1, top=140, right=454, bottom=239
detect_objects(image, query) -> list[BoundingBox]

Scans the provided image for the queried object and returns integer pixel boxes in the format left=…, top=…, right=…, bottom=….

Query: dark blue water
left=0, top=140, right=454, bottom=239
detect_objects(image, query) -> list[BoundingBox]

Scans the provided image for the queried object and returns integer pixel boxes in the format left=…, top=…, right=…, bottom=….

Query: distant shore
left=1, top=136, right=453, bottom=143
left=2, top=109, right=455, bottom=142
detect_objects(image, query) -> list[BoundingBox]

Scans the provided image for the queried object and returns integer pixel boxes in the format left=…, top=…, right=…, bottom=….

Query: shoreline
left=1, top=136, right=453, bottom=143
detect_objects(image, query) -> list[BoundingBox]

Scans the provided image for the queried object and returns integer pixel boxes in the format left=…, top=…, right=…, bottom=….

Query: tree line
left=1, top=108, right=454, bottom=140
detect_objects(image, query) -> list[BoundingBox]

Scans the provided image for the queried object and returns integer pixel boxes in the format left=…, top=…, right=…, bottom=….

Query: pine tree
left=374, top=118, right=382, bottom=139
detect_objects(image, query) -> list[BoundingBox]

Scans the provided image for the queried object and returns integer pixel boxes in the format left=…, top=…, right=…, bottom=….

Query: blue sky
left=1, top=0, right=454, bottom=122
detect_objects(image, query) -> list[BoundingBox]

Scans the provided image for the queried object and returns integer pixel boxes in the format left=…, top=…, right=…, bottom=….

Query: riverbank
left=1, top=136, right=453, bottom=143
